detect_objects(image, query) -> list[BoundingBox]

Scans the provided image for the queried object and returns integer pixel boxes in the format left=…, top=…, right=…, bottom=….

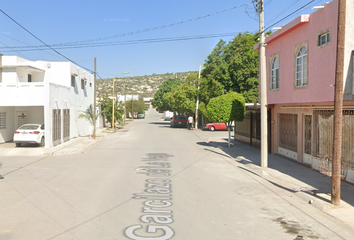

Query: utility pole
left=112, top=77, right=115, bottom=129
left=258, top=0, right=268, bottom=168
left=124, top=87, right=127, bottom=124
left=93, top=57, right=97, bottom=139
left=131, top=94, right=134, bottom=119
left=195, top=65, right=201, bottom=129
left=332, top=0, right=346, bottom=206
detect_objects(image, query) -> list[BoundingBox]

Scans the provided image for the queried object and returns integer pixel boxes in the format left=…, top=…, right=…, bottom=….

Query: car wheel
left=40, top=137, right=45, bottom=147
left=209, top=126, right=215, bottom=131
left=15, top=143, right=21, bottom=147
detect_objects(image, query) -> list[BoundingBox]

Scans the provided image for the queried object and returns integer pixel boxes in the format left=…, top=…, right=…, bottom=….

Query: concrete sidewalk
left=204, top=137, right=354, bottom=229
left=0, top=128, right=113, bottom=157
left=43, top=128, right=111, bottom=156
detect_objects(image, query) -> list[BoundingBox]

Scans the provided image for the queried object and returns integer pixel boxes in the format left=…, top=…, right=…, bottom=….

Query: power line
left=0, top=8, right=94, bottom=73
left=0, top=2, right=253, bottom=73
left=0, top=32, right=242, bottom=52
left=264, top=0, right=316, bottom=32
left=19, top=2, right=253, bottom=48
left=0, top=32, right=61, bottom=59
left=265, top=0, right=301, bottom=26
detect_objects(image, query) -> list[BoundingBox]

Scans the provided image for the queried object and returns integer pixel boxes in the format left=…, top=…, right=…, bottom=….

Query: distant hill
left=96, top=71, right=197, bottom=98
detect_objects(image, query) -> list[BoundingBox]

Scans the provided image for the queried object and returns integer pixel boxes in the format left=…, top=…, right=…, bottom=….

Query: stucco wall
left=0, top=56, right=95, bottom=147
left=265, top=0, right=338, bottom=105
left=47, top=72, right=95, bottom=146
left=2, top=69, right=17, bottom=84
left=343, top=0, right=354, bottom=100
left=0, top=106, right=45, bottom=143
left=0, top=107, right=15, bottom=143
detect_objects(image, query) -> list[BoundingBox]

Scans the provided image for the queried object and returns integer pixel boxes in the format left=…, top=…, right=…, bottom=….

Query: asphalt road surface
left=1, top=110, right=354, bottom=240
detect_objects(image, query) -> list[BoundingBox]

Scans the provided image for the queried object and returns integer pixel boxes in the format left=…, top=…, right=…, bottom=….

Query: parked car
left=13, top=124, right=45, bottom=147
left=170, top=115, right=187, bottom=128
left=204, top=122, right=229, bottom=131
left=137, top=112, right=145, bottom=119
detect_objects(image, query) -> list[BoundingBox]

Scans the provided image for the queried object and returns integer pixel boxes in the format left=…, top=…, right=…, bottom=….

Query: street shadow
left=198, top=138, right=354, bottom=207
left=149, top=122, right=170, bottom=125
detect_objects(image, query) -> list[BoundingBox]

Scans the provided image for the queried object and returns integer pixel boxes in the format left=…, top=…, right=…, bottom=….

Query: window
left=0, top=112, right=6, bottom=129
left=318, top=32, right=330, bottom=47
left=71, top=75, right=75, bottom=87
left=81, top=79, right=85, bottom=89
left=270, top=57, right=279, bottom=90
left=295, top=46, right=308, bottom=87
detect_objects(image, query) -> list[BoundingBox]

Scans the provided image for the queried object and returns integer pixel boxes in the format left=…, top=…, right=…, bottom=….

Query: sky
left=0, top=0, right=332, bottom=79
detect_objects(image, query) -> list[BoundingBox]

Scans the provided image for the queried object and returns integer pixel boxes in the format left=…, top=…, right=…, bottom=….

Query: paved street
left=1, top=110, right=354, bottom=240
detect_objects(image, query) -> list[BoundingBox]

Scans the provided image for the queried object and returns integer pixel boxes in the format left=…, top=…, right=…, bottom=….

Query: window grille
left=0, top=112, right=6, bottom=129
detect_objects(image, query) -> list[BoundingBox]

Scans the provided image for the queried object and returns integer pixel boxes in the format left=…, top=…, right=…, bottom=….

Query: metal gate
left=313, top=110, right=354, bottom=169
left=304, top=115, right=312, bottom=155
left=52, top=109, right=61, bottom=145
left=279, top=113, right=297, bottom=152
left=63, top=109, right=70, bottom=142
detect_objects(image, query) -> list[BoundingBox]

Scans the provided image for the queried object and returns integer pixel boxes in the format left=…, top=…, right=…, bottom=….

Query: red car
left=170, top=115, right=188, bottom=128
left=203, top=122, right=228, bottom=131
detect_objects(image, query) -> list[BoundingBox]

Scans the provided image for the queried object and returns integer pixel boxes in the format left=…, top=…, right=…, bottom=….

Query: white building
left=0, top=55, right=97, bottom=148
left=117, top=94, right=139, bottom=102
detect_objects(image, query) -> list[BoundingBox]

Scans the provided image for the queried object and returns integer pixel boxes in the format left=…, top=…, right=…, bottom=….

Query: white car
left=13, top=124, right=45, bottom=147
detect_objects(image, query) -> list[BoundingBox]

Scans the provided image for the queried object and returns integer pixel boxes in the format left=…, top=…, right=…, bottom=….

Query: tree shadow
left=197, top=139, right=354, bottom=207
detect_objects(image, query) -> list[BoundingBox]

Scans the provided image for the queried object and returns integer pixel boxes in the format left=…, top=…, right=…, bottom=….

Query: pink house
left=257, top=0, right=354, bottom=182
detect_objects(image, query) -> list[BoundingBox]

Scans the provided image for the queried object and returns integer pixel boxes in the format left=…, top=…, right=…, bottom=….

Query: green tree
left=78, top=104, right=99, bottom=139
left=163, top=73, right=199, bottom=114
left=207, top=92, right=245, bottom=147
left=151, top=78, right=181, bottom=112
left=99, top=94, right=124, bottom=127
left=126, top=100, right=146, bottom=118
left=202, top=32, right=261, bottom=103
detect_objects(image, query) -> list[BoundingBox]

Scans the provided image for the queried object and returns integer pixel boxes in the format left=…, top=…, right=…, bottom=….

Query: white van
left=164, top=111, right=174, bottom=120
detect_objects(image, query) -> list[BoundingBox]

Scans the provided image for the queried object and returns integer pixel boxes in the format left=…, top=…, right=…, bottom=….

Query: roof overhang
left=254, top=14, right=310, bottom=50
left=1, top=65, right=45, bottom=73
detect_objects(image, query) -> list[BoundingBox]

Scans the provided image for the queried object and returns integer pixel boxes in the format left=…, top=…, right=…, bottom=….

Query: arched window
left=295, top=46, right=307, bottom=87
left=271, top=57, right=279, bottom=90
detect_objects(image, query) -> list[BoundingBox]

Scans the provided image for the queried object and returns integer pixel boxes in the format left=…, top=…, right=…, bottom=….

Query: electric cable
left=0, top=32, right=242, bottom=52
left=0, top=8, right=95, bottom=73
left=264, top=0, right=316, bottom=32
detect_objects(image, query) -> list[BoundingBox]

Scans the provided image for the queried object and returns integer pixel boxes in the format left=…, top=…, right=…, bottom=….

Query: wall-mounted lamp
left=54, top=99, right=58, bottom=102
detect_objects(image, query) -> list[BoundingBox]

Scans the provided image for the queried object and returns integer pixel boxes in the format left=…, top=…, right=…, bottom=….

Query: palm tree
left=78, top=104, right=99, bottom=139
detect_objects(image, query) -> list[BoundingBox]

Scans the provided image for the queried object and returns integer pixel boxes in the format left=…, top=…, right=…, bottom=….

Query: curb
left=205, top=139, right=327, bottom=211
left=44, top=132, right=110, bottom=156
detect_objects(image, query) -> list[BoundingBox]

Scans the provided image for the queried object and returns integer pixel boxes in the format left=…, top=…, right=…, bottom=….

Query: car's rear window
left=19, top=125, right=40, bottom=130
left=175, top=116, right=186, bottom=120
